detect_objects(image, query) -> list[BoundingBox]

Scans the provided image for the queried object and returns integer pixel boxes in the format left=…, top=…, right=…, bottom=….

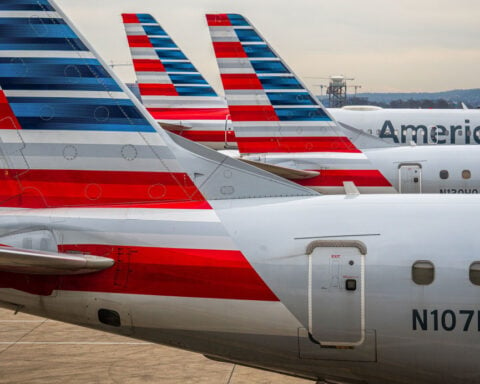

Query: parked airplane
left=208, top=13, right=480, bottom=194
left=121, top=14, right=480, bottom=151
left=331, top=106, right=480, bottom=146
left=2, top=4, right=480, bottom=384
left=122, top=13, right=234, bottom=149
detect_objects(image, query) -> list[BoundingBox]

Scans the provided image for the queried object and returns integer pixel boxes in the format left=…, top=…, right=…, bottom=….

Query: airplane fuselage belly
left=0, top=195, right=479, bottom=384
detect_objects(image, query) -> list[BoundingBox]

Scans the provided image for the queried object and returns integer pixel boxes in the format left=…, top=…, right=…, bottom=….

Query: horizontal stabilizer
left=0, top=246, right=114, bottom=275
left=160, top=122, right=193, bottom=131
left=239, top=159, right=319, bottom=180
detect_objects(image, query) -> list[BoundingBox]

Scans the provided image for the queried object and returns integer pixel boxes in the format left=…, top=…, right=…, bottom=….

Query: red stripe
left=221, top=74, right=263, bottom=90
left=0, top=91, right=22, bottom=129
left=127, top=35, right=152, bottom=48
left=133, top=59, right=165, bottom=72
left=148, top=107, right=230, bottom=121
left=236, top=136, right=362, bottom=154
left=172, top=130, right=236, bottom=143
left=229, top=105, right=279, bottom=122
left=298, top=169, right=392, bottom=187
left=139, top=84, right=178, bottom=96
left=0, top=170, right=205, bottom=208
left=206, top=14, right=232, bottom=26
left=122, top=14, right=140, bottom=24
left=0, top=245, right=279, bottom=301
left=212, top=42, right=247, bottom=58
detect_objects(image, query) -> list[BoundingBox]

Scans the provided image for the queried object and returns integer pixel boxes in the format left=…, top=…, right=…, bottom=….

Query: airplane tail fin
left=207, top=14, right=395, bottom=193
left=0, top=1, right=315, bottom=209
left=122, top=13, right=234, bottom=149
left=206, top=14, right=358, bottom=155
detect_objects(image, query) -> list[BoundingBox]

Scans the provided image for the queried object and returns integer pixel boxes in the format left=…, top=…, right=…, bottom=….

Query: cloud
left=55, top=0, right=480, bottom=92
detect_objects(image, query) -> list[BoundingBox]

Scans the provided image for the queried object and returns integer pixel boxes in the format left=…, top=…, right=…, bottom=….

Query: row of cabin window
left=412, top=261, right=480, bottom=285
left=439, top=170, right=471, bottom=180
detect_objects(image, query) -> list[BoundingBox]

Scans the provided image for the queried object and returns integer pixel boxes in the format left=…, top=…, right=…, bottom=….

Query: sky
left=56, top=0, right=480, bottom=94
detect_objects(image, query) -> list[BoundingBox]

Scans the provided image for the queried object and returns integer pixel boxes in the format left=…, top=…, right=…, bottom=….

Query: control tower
left=327, top=75, right=353, bottom=108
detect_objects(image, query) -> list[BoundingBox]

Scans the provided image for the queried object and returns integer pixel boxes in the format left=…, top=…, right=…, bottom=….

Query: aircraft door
left=307, top=240, right=366, bottom=346
left=399, top=164, right=422, bottom=193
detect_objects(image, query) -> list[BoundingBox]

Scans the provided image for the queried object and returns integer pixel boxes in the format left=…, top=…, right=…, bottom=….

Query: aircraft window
left=469, top=262, right=480, bottom=286
left=376, top=129, right=380, bottom=135
left=458, top=130, right=463, bottom=136
left=412, top=261, right=435, bottom=285
left=368, top=129, right=372, bottom=134
left=462, top=170, right=471, bottom=179
left=440, top=170, right=449, bottom=180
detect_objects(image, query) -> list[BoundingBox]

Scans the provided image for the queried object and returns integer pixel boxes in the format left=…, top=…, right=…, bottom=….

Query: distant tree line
left=346, top=97, right=461, bottom=109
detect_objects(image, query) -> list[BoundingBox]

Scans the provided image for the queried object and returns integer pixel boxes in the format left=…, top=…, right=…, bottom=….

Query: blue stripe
left=143, top=25, right=167, bottom=37
left=267, top=92, right=316, bottom=106
left=176, top=86, right=217, bottom=97
left=170, top=74, right=208, bottom=85
left=137, top=14, right=156, bottom=24
left=274, top=107, right=331, bottom=121
left=0, top=63, right=111, bottom=78
left=0, top=18, right=66, bottom=25
left=156, top=49, right=187, bottom=60
left=0, top=57, right=100, bottom=65
left=163, top=62, right=197, bottom=72
left=0, top=23, right=77, bottom=38
left=9, top=97, right=137, bottom=106
left=227, top=14, right=249, bottom=26
left=251, top=60, right=289, bottom=74
left=0, top=0, right=55, bottom=11
left=0, top=78, right=121, bottom=92
left=243, top=44, right=276, bottom=58
left=17, top=119, right=155, bottom=132
left=0, top=38, right=88, bottom=51
left=235, top=29, right=262, bottom=42
left=149, top=37, right=176, bottom=48
left=259, top=76, right=303, bottom=90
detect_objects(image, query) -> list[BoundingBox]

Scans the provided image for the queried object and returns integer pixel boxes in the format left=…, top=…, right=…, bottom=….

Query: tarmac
left=0, top=308, right=310, bottom=384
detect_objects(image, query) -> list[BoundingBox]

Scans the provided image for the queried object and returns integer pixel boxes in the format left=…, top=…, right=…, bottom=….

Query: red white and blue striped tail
left=207, top=14, right=395, bottom=194
left=0, top=1, right=316, bottom=209
left=122, top=13, right=235, bottom=149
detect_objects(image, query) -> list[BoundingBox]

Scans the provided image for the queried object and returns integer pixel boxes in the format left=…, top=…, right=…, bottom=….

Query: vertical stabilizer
left=0, top=1, right=315, bottom=208
left=207, top=14, right=394, bottom=193
left=122, top=13, right=235, bottom=149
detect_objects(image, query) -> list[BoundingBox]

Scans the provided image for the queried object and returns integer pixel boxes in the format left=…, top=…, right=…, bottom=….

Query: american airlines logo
left=379, top=120, right=480, bottom=144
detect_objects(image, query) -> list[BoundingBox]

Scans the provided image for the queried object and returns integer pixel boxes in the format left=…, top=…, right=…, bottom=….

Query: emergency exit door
left=399, top=164, right=422, bottom=193
left=307, top=240, right=366, bottom=347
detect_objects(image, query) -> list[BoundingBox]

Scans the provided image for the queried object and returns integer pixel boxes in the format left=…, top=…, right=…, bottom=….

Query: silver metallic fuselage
left=0, top=194, right=479, bottom=384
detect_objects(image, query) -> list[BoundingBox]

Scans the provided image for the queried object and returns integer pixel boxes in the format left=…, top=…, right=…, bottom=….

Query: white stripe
left=5, top=90, right=129, bottom=100
left=17, top=130, right=166, bottom=146
left=0, top=51, right=95, bottom=59
left=234, top=121, right=335, bottom=128
left=313, top=186, right=397, bottom=194
left=124, top=25, right=145, bottom=35
left=7, top=207, right=220, bottom=223
left=0, top=11, right=60, bottom=18
left=226, top=94, right=270, bottom=106
left=143, top=98, right=227, bottom=109
left=209, top=29, right=239, bottom=40
left=219, top=66, right=255, bottom=74
left=137, top=73, right=171, bottom=84
left=263, top=152, right=368, bottom=160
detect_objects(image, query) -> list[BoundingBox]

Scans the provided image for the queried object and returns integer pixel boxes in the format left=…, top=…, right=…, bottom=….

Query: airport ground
left=0, top=308, right=309, bottom=384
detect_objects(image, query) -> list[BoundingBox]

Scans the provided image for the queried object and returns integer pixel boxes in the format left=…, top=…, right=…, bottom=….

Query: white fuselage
left=330, top=107, right=480, bottom=146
